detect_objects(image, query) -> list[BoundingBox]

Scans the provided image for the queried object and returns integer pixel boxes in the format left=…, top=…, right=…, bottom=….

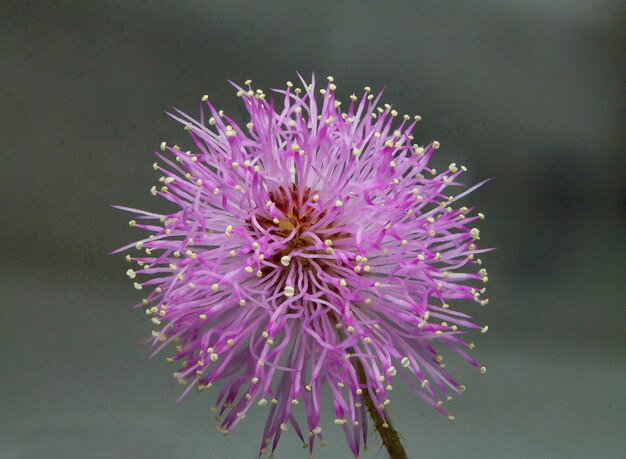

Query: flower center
left=247, top=184, right=350, bottom=272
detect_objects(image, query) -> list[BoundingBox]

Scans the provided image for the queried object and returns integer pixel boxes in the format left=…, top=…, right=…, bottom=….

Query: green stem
left=356, top=359, right=408, bottom=459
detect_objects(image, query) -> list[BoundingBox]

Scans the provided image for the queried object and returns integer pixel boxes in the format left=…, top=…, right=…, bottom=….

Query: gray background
left=1, top=1, right=624, bottom=458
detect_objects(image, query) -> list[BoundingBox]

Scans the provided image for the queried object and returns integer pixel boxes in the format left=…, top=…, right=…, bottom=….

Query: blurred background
left=1, top=1, right=624, bottom=458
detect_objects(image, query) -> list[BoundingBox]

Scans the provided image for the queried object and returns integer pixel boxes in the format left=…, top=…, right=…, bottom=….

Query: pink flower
left=115, top=75, right=491, bottom=458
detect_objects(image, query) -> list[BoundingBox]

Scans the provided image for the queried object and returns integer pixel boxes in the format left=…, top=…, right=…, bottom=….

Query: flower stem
left=356, top=359, right=408, bottom=459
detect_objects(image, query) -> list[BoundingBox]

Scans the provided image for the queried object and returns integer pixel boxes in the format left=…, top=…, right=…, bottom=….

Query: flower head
left=115, top=75, right=491, bottom=457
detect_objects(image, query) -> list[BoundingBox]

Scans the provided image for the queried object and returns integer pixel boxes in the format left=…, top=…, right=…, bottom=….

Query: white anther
left=335, top=200, right=343, bottom=208
left=284, top=286, right=295, bottom=297
left=126, top=269, right=136, bottom=279
left=280, top=256, right=292, bottom=267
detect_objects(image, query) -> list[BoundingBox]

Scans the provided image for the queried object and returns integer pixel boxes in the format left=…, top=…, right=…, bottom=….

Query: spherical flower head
left=115, top=74, right=492, bottom=458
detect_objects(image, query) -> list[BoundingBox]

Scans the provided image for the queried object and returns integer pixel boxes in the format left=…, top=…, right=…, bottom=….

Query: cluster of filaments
left=116, top=75, right=490, bottom=458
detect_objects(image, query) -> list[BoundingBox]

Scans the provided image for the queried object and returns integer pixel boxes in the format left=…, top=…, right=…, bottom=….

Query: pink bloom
left=115, top=75, right=491, bottom=457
